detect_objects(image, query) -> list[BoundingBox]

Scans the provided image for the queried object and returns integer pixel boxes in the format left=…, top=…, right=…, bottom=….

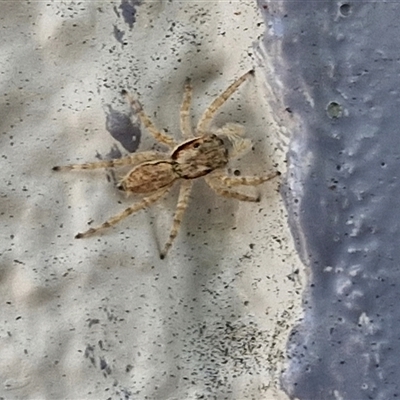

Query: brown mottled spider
left=53, top=69, right=279, bottom=259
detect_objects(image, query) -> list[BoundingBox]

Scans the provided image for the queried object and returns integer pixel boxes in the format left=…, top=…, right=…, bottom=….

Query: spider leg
left=215, top=171, right=280, bottom=187
left=180, top=78, right=193, bottom=138
left=122, top=90, right=178, bottom=149
left=160, top=180, right=192, bottom=259
left=75, top=186, right=171, bottom=239
left=52, top=151, right=164, bottom=171
left=205, top=176, right=259, bottom=202
left=197, top=69, right=254, bottom=133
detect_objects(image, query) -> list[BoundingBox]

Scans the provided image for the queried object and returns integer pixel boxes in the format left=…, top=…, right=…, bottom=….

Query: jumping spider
left=53, top=70, right=279, bottom=259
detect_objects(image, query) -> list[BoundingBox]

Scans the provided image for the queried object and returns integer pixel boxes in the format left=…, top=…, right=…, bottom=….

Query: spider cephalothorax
left=172, top=134, right=228, bottom=179
left=53, top=70, right=279, bottom=258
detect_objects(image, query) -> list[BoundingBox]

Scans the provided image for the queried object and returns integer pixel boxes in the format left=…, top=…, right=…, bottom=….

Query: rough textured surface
left=0, top=2, right=301, bottom=399
left=259, top=0, right=400, bottom=399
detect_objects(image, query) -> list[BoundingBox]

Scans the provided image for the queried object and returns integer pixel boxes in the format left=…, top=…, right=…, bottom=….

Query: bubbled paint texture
left=259, top=1, right=400, bottom=399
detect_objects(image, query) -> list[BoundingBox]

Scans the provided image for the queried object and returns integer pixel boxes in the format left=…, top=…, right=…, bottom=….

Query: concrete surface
left=258, top=0, right=400, bottom=399
left=0, top=1, right=301, bottom=399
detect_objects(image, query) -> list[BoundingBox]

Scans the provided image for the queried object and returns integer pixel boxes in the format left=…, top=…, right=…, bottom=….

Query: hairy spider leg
left=196, top=69, right=254, bottom=133
left=160, top=180, right=193, bottom=259
left=53, top=151, right=164, bottom=171
left=205, top=175, right=259, bottom=202
left=75, top=186, right=171, bottom=239
left=122, top=90, right=178, bottom=149
left=205, top=170, right=280, bottom=202
left=180, top=78, right=194, bottom=138
left=216, top=171, right=281, bottom=187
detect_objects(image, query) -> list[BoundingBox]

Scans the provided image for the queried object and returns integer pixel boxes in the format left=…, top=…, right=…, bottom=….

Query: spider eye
left=193, top=143, right=200, bottom=148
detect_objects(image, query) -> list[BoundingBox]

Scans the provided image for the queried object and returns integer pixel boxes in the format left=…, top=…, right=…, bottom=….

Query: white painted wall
left=0, top=2, right=301, bottom=398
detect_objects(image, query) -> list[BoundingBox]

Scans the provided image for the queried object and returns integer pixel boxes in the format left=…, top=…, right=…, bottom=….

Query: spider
left=53, top=69, right=279, bottom=259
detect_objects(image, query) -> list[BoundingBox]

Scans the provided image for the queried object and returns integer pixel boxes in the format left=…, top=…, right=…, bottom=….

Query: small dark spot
left=52, top=166, right=60, bottom=171
left=75, top=233, right=83, bottom=239
left=233, top=169, right=241, bottom=176
left=126, top=364, right=133, bottom=373
left=327, top=101, right=343, bottom=118
left=99, top=356, right=111, bottom=374
left=88, top=319, right=100, bottom=328
left=339, top=3, right=351, bottom=16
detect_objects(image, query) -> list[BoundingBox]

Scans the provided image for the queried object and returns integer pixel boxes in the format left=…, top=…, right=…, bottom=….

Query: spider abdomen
left=119, top=160, right=178, bottom=193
